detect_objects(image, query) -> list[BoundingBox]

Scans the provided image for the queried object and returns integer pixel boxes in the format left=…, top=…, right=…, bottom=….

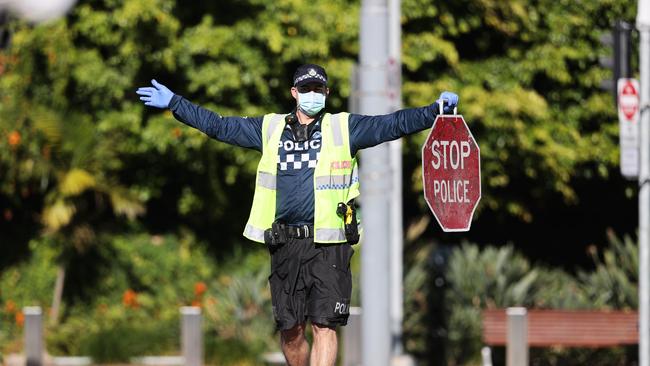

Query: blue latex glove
left=436, top=91, right=459, bottom=114
left=136, top=79, right=174, bottom=108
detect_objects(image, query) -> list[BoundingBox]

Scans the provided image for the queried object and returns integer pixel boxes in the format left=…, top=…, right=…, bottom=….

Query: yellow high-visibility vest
left=243, top=112, right=360, bottom=243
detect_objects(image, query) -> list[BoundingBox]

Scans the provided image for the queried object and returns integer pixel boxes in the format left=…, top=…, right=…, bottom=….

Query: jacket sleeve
left=168, top=94, right=264, bottom=152
left=348, top=104, right=438, bottom=156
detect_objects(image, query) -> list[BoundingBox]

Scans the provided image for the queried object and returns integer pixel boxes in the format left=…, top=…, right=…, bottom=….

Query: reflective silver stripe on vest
left=315, top=228, right=347, bottom=242
left=330, top=113, right=343, bottom=146
left=257, top=171, right=276, bottom=190
left=351, top=164, right=359, bottom=182
left=314, top=170, right=360, bottom=190
left=244, top=223, right=266, bottom=242
left=265, top=114, right=285, bottom=144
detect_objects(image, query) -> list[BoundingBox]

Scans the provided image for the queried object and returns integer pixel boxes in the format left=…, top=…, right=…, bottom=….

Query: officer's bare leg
left=310, top=323, right=338, bottom=366
left=281, top=323, right=309, bottom=366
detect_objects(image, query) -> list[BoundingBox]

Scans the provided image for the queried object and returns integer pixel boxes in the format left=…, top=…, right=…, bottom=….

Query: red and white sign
left=619, top=79, right=640, bottom=123
left=618, top=78, right=640, bottom=179
left=422, top=114, right=481, bottom=232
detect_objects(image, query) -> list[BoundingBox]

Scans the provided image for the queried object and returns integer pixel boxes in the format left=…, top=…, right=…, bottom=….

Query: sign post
left=422, top=112, right=481, bottom=232
left=637, top=0, right=650, bottom=364
left=618, top=78, right=641, bottom=179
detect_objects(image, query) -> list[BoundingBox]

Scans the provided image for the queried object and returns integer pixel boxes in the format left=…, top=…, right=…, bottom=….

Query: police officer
left=136, top=64, right=458, bottom=366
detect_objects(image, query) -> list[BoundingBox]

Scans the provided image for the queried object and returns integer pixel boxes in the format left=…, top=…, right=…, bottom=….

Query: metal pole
left=181, top=306, right=203, bottom=366
left=638, top=1, right=650, bottom=365
left=359, top=0, right=391, bottom=364
left=24, top=306, right=43, bottom=366
left=387, top=0, right=404, bottom=359
left=506, top=307, right=528, bottom=366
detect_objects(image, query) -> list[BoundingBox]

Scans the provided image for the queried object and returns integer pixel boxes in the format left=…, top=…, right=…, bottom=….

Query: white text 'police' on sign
left=430, top=140, right=471, bottom=204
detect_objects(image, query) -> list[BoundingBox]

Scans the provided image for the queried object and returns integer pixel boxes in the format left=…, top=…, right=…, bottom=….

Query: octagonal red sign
left=422, top=115, right=481, bottom=232
left=618, top=79, right=640, bottom=122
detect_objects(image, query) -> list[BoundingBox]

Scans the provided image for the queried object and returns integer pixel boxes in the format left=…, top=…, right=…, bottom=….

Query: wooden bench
left=482, top=309, right=638, bottom=347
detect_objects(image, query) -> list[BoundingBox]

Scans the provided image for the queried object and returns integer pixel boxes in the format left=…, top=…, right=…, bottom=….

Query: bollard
left=24, top=306, right=43, bottom=366
left=391, top=354, right=416, bottom=366
left=343, top=307, right=362, bottom=366
left=506, top=307, right=528, bottom=366
left=180, top=306, right=203, bottom=366
left=481, top=346, right=493, bottom=366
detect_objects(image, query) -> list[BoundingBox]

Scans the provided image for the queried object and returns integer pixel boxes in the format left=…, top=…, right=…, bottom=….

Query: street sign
left=422, top=114, right=481, bottom=232
left=618, top=78, right=640, bottom=179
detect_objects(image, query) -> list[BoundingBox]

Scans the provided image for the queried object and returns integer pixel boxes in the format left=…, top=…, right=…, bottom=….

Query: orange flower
left=191, top=300, right=202, bottom=308
left=122, top=289, right=139, bottom=308
left=172, top=127, right=182, bottom=138
left=8, top=131, right=21, bottom=147
left=15, top=312, right=24, bottom=327
left=194, top=282, right=207, bottom=297
left=4, top=300, right=16, bottom=314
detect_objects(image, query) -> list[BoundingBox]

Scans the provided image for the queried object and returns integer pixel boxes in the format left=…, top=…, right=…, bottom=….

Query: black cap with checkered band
left=293, top=64, right=328, bottom=87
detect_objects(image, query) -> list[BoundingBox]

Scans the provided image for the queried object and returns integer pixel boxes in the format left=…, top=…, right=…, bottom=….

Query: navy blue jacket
left=169, top=95, right=438, bottom=225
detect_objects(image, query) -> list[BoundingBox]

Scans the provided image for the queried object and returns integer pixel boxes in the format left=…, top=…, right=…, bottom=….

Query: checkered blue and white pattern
left=279, top=152, right=320, bottom=171
left=316, top=176, right=359, bottom=190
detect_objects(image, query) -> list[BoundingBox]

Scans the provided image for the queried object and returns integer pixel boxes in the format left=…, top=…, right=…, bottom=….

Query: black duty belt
left=265, top=222, right=314, bottom=249
left=284, top=224, right=314, bottom=239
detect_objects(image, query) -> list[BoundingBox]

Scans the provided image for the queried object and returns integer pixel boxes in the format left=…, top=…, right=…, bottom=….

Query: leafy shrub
left=404, top=236, right=639, bottom=366
left=202, top=248, right=276, bottom=364
left=0, top=232, right=278, bottom=364
left=0, top=238, right=58, bottom=353
left=578, top=232, right=638, bottom=310
left=79, top=319, right=180, bottom=363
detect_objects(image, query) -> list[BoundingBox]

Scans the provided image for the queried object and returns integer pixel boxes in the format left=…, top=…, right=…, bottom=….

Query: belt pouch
left=264, top=222, right=288, bottom=249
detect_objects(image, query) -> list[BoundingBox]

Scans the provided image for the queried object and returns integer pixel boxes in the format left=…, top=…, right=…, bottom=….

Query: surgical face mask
left=298, top=91, right=326, bottom=116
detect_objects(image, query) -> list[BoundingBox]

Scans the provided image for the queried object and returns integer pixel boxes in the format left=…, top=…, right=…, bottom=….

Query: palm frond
left=42, top=199, right=76, bottom=231
left=109, top=188, right=145, bottom=220
left=59, top=168, right=96, bottom=196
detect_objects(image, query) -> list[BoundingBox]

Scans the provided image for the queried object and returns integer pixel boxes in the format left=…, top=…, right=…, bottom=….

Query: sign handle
left=437, top=99, right=458, bottom=116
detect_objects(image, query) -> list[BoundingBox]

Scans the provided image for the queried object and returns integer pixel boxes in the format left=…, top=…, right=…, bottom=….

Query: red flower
left=122, top=289, right=139, bottom=308
left=15, top=312, right=24, bottom=327
left=4, top=300, right=16, bottom=314
left=194, top=282, right=207, bottom=297
left=8, top=131, right=21, bottom=147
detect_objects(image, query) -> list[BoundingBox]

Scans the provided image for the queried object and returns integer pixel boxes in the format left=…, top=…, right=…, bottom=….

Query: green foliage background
left=0, top=0, right=642, bottom=364
left=403, top=234, right=638, bottom=365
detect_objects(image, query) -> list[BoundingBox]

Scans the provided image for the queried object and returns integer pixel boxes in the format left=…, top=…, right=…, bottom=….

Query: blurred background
left=0, top=0, right=642, bottom=365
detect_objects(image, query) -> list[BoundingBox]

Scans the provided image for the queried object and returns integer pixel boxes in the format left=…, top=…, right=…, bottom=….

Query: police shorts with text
left=267, top=237, right=354, bottom=331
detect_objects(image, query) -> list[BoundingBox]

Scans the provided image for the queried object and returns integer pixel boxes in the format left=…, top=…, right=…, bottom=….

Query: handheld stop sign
left=421, top=102, right=481, bottom=232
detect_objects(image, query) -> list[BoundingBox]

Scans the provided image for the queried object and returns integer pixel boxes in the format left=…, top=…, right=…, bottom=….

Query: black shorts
left=268, top=237, right=354, bottom=331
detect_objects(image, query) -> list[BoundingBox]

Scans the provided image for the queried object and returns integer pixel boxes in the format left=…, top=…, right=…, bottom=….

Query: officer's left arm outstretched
left=348, top=91, right=459, bottom=155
